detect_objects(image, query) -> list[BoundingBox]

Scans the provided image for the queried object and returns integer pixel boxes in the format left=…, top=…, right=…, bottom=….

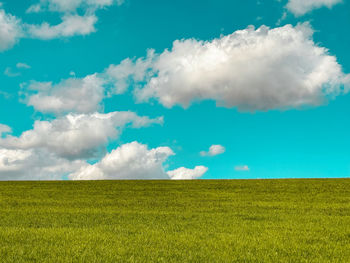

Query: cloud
left=27, top=14, right=97, bottom=40
left=4, top=62, right=31, bottom=77
left=106, top=23, right=349, bottom=112
left=16, top=62, right=31, bottom=69
left=235, top=165, right=250, bottom=171
left=24, top=74, right=105, bottom=114
left=26, top=0, right=123, bottom=14
left=69, top=141, right=174, bottom=180
left=286, top=0, right=342, bottom=16
left=0, top=9, right=22, bottom=52
left=0, top=112, right=163, bottom=159
left=0, top=91, right=11, bottom=99
left=0, top=0, right=123, bottom=52
left=106, top=49, right=155, bottom=94
left=0, top=8, right=99, bottom=53
left=0, top=140, right=206, bottom=181
left=0, top=148, right=85, bottom=180
left=200, top=144, right=225, bottom=157
left=0, top=124, right=11, bottom=136
left=4, top=67, right=20, bottom=77
left=26, top=4, right=42, bottom=13
left=167, top=166, right=208, bottom=180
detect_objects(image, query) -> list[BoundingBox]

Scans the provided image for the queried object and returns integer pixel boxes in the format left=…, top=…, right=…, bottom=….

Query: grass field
left=0, top=179, right=350, bottom=262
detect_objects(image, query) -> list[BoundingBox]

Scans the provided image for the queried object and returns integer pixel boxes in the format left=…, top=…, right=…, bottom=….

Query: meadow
left=0, top=179, right=350, bottom=262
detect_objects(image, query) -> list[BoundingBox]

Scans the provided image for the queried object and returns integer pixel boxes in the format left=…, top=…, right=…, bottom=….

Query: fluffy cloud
left=0, top=140, right=206, bottom=181
left=106, top=50, right=155, bottom=94
left=286, top=0, right=342, bottom=16
left=0, top=112, right=163, bottom=159
left=24, top=74, right=105, bottom=114
left=0, top=9, right=22, bottom=52
left=69, top=141, right=174, bottom=180
left=0, top=10, right=97, bottom=53
left=0, top=148, right=85, bottom=180
left=235, top=165, right=250, bottom=171
left=200, top=144, right=225, bottom=157
left=27, top=14, right=97, bottom=40
left=107, top=23, right=349, bottom=112
left=24, top=0, right=125, bottom=40
left=167, top=166, right=208, bottom=180
left=0, top=0, right=123, bottom=52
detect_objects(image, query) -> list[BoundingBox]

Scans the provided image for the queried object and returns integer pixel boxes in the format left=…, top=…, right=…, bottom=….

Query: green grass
left=0, top=179, right=350, bottom=262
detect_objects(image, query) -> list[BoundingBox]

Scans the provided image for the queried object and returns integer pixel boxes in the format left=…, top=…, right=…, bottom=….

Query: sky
left=0, top=0, right=350, bottom=180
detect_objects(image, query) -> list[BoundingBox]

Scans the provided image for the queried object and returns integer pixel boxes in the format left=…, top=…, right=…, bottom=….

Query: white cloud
left=0, top=0, right=123, bottom=51
left=106, top=50, right=155, bottom=94
left=69, top=141, right=174, bottom=180
left=0, top=140, right=206, bottom=181
left=26, top=4, right=42, bottom=13
left=16, top=62, right=31, bottom=69
left=24, top=74, right=105, bottom=114
left=4, top=62, right=31, bottom=77
left=235, top=165, right=250, bottom=171
left=26, top=0, right=122, bottom=13
left=111, top=23, right=350, bottom=112
left=0, top=9, right=22, bottom=52
left=200, top=144, right=225, bottom=157
left=4, top=67, right=20, bottom=77
left=0, top=148, right=85, bottom=180
left=0, top=124, right=11, bottom=136
left=27, top=14, right=97, bottom=40
left=0, top=112, right=163, bottom=159
left=286, top=0, right=342, bottom=16
left=167, top=166, right=208, bottom=180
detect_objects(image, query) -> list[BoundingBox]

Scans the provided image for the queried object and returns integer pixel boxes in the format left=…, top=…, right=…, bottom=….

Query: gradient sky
left=0, top=0, right=350, bottom=180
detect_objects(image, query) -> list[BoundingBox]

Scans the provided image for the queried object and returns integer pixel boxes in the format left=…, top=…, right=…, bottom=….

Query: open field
left=0, top=179, right=350, bottom=262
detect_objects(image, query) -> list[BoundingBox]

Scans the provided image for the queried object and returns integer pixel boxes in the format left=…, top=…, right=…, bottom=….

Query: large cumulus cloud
left=69, top=141, right=175, bottom=180
left=106, top=23, right=349, bottom=112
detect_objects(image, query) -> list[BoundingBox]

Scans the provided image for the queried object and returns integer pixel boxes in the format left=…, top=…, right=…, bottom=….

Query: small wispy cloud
left=0, top=91, right=11, bottom=99
left=4, top=62, right=31, bottom=77
left=0, top=124, right=11, bottom=135
left=200, top=144, right=225, bottom=157
left=235, top=165, right=250, bottom=171
left=4, top=67, right=20, bottom=77
left=16, top=62, right=31, bottom=69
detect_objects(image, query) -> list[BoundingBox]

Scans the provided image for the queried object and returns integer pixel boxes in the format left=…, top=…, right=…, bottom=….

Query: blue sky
left=0, top=0, right=350, bottom=180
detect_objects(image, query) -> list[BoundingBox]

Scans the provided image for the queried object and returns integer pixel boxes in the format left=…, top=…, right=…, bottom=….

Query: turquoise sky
left=0, top=0, right=350, bottom=180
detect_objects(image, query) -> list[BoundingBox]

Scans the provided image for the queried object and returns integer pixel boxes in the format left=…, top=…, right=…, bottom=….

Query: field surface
left=0, top=179, right=350, bottom=262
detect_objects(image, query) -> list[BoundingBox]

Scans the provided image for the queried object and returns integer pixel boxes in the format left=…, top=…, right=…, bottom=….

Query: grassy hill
left=0, top=179, right=350, bottom=262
